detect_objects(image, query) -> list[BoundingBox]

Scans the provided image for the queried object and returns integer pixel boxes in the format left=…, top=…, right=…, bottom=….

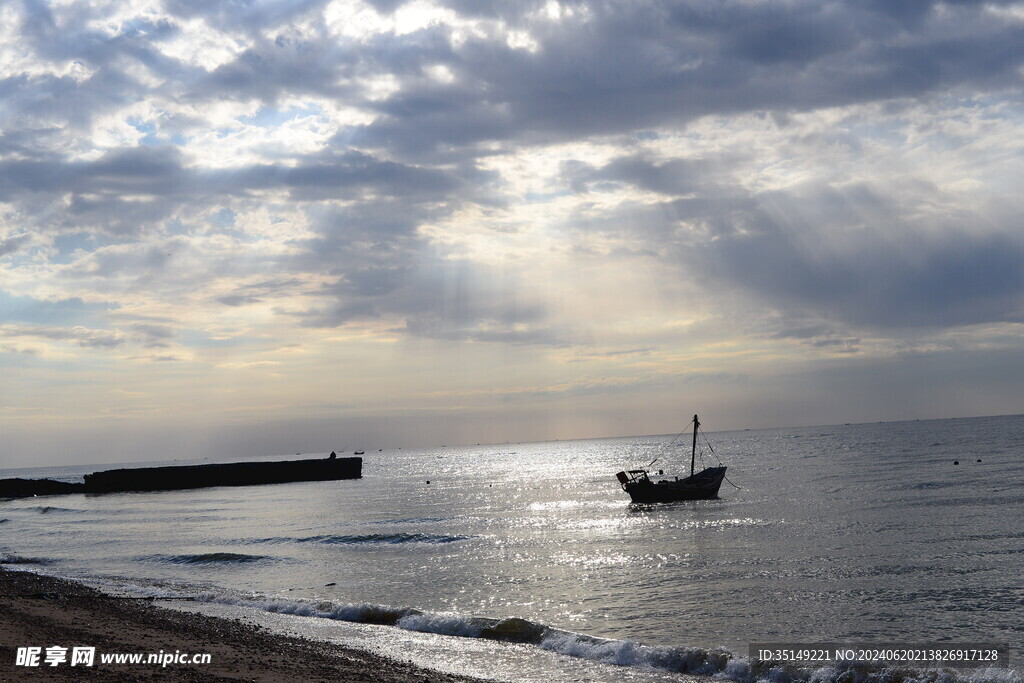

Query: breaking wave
left=171, top=591, right=1017, bottom=683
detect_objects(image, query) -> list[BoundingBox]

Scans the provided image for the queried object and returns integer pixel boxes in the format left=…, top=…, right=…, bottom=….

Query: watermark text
left=16, top=646, right=211, bottom=668
left=749, top=642, right=1009, bottom=669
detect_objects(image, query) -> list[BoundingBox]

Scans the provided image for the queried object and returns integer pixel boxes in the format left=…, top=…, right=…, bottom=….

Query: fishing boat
left=615, top=415, right=727, bottom=503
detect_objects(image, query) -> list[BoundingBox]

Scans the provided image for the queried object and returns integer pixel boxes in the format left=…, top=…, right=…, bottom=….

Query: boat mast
left=691, top=414, right=699, bottom=477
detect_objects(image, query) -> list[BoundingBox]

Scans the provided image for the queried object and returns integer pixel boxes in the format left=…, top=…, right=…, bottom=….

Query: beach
left=0, top=567, right=483, bottom=682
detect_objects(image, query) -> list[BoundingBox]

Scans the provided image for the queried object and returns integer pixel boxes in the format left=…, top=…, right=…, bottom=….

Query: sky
left=2, top=0, right=1024, bottom=467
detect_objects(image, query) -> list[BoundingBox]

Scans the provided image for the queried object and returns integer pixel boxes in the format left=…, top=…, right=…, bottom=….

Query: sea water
left=2, top=415, right=1022, bottom=682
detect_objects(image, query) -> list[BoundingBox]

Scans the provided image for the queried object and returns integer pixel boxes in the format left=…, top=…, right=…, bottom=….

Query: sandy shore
left=0, top=567, right=485, bottom=682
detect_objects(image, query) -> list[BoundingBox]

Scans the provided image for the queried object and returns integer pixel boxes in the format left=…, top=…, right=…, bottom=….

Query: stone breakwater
left=0, top=457, right=362, bottom=499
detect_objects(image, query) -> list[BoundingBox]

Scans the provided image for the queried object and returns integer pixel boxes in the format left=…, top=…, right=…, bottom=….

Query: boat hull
left=619, top=466, right=727, bottom=504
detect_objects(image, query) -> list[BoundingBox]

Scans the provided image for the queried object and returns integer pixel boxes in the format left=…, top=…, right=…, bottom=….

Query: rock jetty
left=0, top=457, right=362, bottom=499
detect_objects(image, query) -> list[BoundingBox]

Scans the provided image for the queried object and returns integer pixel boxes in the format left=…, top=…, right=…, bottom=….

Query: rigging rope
left=698, top=425, right=741, bottom=489
left=651, top=419, right=742, bottom=490
left=649, top=420, right=695, bottom=468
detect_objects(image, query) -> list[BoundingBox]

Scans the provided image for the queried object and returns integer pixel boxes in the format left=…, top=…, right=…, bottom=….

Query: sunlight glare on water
left=2, top=415, right=1022, bottom=680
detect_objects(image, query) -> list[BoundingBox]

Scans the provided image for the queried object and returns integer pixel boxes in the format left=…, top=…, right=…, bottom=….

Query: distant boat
left=354, top=450, right=365, bottom=455
left=615, top=415, right=727, bottom=503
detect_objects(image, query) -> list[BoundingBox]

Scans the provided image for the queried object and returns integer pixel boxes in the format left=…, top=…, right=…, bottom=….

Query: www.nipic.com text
left=15, top=646, right=212, bottom=668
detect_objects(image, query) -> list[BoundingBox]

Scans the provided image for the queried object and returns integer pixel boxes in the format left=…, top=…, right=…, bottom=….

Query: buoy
left=977, top=459, right=982, bottom=462
left=426, top=480, right=430, bottom=485
left=953, top=460, right=959, bottom=465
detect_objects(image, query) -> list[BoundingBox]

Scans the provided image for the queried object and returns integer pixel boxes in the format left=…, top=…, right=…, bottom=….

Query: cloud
left=562, top=154, right=725, bottom=197
left=130, top=323, right=175, bottom=347
left=0, top=294, right=116, bottom=326
left=560, top=145, right=1024, bottom=333
left=216, top=278, right=305, bottom=306
left=3, top=0, right=1024, bottom=462
left=266, top=150, right=462, bottom=201
left=215, top=360, right=281, bottom=369
left=428, top=368, right=737, bottom=401
left=293, top=242, right=560, bottom=345
left=350, top=1, right=1024, bottom=155
left=0, top=234, right=33, bottom=257
left=0, top=323, right=125, bottom=348
left=690, top=182, right=1024, bottom=329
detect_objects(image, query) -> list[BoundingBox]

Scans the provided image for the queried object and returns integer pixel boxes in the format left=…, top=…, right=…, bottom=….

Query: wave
left=61, top=574, right=1021, bottom=683
left=903, top=481, right=962, bottom=490
left=304, top=533, right=470, bottom=545
left=236, top=532, right=471, bottom=546
left=0, top=553, right=52, bottom=565
left=373, top=516, right=455, bottom=526
left=151, top=553, right=272, bottom=565
left=175, top=591, right=1017, bottom=683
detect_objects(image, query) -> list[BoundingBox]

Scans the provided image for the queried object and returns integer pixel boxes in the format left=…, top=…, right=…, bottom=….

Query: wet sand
left=0, top=567, right=484, bottom=681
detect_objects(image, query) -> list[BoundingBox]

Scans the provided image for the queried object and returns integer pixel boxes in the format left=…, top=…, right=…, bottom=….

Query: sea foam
left=174, top=589, right=1018, bottom=683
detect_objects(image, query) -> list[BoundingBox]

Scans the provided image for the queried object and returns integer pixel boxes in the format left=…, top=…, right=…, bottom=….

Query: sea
left=1, top=414, right=1022, bottom=682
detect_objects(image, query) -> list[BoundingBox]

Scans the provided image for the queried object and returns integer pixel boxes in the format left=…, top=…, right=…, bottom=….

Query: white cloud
left=3, top=0, right=1024, bottom=463
left=160, top=16, right=250, bottom=71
